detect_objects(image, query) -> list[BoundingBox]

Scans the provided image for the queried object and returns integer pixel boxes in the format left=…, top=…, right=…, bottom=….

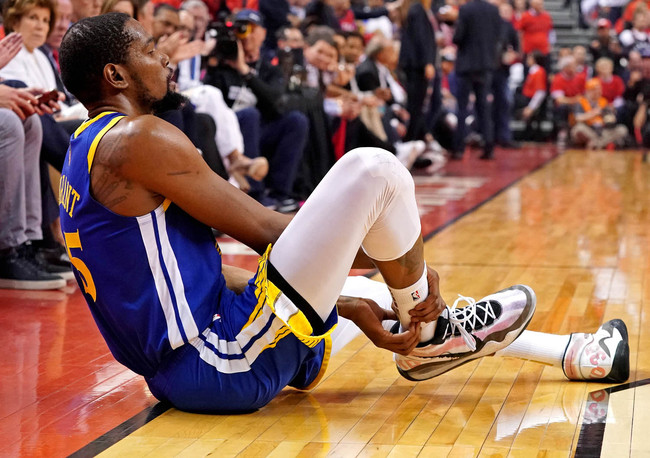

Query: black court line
left=68, top=402, right=171, bottom=457
left=575, top=378, right=650, bottom=457
left=68, top=151, right=561, bottom=456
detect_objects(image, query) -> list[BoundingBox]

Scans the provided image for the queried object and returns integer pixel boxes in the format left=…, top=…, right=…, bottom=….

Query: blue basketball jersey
left=59, top=112, right=335, bottom=412
left=59, top=111, right=233, bottom=377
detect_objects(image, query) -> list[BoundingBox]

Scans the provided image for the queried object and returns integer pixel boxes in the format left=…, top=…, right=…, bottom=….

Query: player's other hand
left=408, top=265, right=446, bottom=324
left=337, top=296, right=420, bottom=355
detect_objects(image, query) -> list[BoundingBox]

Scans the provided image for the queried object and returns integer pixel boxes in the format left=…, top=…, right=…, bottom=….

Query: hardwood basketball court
left=1, top=146, right=648, bottom=457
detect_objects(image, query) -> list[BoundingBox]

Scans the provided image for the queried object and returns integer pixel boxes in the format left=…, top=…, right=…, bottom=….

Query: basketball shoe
left=394, top=285, right=536, bottom=381
left=562, top=319, right=629, bottom=383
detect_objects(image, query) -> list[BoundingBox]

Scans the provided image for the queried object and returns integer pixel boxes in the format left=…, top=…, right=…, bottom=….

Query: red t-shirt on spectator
left=339, top=9, right=357, bottom=32
left=550, top=72, right=586, bottom=99
left=596, top=75, right=625, bottom=103
left=517, top=9, right=554, bottom=55
left=523, top=65, right=547, bottom=98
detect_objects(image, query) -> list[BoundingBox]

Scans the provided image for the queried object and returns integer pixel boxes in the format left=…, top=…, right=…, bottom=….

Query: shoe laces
left=444, top=295, right=499, bottom=352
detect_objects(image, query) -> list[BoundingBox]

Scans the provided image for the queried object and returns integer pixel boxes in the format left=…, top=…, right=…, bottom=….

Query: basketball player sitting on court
left=57, top=14, right=628, bottom=414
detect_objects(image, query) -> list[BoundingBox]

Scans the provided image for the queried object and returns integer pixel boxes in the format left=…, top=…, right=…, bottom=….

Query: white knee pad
left=342, top=148, right=421, bottom=262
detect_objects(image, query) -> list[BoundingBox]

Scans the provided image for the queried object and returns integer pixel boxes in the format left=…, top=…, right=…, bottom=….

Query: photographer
left=204, top=9, right=308, bottom=212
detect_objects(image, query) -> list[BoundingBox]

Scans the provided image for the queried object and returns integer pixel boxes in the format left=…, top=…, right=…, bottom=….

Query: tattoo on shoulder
left=91, top=133, right=131, bottom=208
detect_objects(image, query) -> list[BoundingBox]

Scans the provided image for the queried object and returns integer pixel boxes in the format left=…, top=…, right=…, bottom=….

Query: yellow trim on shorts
left=302, top=333, right=332, bottom=390
left=74, top=111, right=115, bottom=138
left=87, top=115, right=125, bottom=173
left=245, top=245, right=335, bottom=386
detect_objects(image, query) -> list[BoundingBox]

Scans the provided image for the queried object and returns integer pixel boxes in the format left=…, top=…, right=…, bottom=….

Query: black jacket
left=203, top=59, right=285, bottom=120
left=452, top=0, right=502, bottom=74
left=398, top=3, right=436, bottom=70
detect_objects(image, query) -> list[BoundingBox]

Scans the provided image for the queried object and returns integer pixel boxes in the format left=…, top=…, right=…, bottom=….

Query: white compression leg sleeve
left=496, top=330, right=570, bottom=366
left=270, top=148, right=421, bottom=322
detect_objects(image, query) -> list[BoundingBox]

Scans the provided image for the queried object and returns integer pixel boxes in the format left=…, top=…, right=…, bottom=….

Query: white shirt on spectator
left=0, top=45, right=57, bottom=91
left=177, top=55, right=203, bottom=92
left=619, top=28, right=649, bottom=48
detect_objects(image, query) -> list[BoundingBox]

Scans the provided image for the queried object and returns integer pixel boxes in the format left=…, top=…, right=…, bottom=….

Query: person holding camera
left=204, top=9, right=308, bottom=212
left=571, top=78, right=628, bottom=149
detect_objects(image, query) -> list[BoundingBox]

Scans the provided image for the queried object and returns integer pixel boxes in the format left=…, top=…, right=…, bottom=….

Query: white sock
left=496, top=330, right=571, bottom=366
left=387, top=265, right=435, bottom=341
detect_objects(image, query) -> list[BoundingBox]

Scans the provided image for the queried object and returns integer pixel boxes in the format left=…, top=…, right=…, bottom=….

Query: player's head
left=60, top=12, right=184, bottom=113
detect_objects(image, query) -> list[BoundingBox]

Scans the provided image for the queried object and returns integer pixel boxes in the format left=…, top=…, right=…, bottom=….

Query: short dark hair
left=343, top=30, right=364, bottom=43
left=529, top=50, right=544, bottom=66
left=60, top=13, right=137, bottom=106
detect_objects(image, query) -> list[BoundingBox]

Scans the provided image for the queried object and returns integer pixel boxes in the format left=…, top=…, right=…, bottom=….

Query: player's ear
left=103, top=63, right=129, bottom=90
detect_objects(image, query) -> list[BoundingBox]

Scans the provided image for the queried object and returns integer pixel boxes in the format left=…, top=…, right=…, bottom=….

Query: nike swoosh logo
left=598, top=328, right=623, bottom=357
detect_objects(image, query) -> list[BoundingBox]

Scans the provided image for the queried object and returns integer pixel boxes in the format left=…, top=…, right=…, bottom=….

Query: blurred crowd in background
left=3, top=0, right=650, bottom=289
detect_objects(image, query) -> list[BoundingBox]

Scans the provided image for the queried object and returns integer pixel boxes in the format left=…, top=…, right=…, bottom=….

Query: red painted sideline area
left=0, top=145, right=556, bottom=457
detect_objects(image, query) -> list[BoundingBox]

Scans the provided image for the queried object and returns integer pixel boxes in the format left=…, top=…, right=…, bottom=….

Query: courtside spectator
left=594, top=57, right=625, bottom=108
left=0, top=33, right=67, bottom=290
left=516, top=51, right=547, bottom=139
left=551, top=55, right=586, bottom=147
left=574, top=45, right=590, bottom=78
left=41, top=0, right=75, bottom=103
left=134, top=0, right=155, bottom=33
left=180, top=0, right=209, bottom=41
left=101, top=0, right=136, bottom=15
left=204, top=9, right=308, bottom=211
left=571, top=78, right=628, bottom=148
left=619, top=8, right=650, bottom=55
left=70, top=0, right=101, bottom=21
left=590, top=18, right=624, bottom=76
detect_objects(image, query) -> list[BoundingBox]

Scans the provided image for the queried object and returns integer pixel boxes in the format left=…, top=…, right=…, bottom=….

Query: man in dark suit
left=452, top=0, right=503, bottom=159
left=492, top=1, right=520, bottom=148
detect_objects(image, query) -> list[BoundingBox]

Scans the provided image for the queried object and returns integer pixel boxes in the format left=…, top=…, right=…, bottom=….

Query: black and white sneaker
left=22, top=242, right=74, bottom=281
left=394, top=285, right=537, bottom=381
left=0, top=246, right=66, bottom=290
left=562, top=319, right=629, bottom=383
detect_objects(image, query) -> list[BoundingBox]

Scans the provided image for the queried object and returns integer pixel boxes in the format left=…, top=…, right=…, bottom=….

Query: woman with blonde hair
left=0, top=0, right=57, bottom=90
left=100, top=0, right=136, bottom=16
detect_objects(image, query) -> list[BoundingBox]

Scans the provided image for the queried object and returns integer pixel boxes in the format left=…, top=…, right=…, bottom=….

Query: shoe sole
left=52, top=270, right=75, bottom=281
left=0, top=277, right=67, bottom=290
left=398, top=285, right=537, bottom=381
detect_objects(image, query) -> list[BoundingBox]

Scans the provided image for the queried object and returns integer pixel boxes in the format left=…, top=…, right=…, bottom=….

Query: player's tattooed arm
left=91, top=132, right=134, bottom=210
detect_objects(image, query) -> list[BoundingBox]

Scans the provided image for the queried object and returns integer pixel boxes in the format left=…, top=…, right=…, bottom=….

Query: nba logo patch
left=411, top=291, right=420, bottom=301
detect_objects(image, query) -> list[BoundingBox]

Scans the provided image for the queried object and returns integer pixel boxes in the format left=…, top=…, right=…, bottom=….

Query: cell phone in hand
left=34, top=89, right=59, bottom=105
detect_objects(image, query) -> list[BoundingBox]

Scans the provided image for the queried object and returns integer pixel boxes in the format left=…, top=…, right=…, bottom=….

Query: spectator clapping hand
left=0, top=33, right=23, bottom=71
